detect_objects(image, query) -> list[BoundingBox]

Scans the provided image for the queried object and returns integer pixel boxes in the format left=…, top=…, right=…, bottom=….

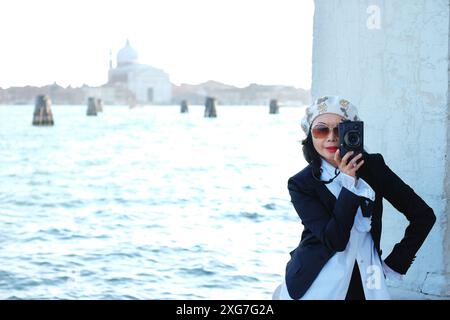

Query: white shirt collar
left=320, top=158, right=339, bottom=180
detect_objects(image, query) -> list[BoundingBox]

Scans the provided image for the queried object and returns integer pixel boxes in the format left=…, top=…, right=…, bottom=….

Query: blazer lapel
left=309, top=172, right=337, bottom=212
left=306, top=158, right=377, bottom=214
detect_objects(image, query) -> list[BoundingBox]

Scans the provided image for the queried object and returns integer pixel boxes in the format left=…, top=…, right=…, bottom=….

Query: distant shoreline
left=0, top=80, right=311, bottom=106
left=0, top=104, right=307, bottom=108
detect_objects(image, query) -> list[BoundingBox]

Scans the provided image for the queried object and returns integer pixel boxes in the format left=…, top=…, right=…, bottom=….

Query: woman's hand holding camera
left=334, top=150, right=364, bottom=178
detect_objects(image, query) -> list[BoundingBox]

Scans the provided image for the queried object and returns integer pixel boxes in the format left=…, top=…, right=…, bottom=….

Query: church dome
left=117, top=39, right=138, bottom=66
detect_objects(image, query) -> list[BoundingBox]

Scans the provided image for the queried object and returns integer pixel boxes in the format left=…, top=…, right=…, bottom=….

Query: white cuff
left=382, top=260, right=404, bottom=281
left=339, top=172, right=376, bottom=201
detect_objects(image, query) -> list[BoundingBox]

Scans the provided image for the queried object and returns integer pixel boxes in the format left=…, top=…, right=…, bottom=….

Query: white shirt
left=278, top=158, right=402, bottom=300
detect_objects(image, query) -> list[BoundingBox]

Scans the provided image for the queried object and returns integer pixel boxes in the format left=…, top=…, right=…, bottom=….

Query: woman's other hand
left=334, top=150, right=364, bottom=178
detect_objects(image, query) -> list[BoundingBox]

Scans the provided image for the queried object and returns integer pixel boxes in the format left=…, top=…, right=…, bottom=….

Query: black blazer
left=285, top=152, right=436, bottom=300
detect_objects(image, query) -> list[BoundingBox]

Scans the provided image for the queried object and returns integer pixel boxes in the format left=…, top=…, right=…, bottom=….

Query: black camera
left=338, top=120, right=364, bottom=160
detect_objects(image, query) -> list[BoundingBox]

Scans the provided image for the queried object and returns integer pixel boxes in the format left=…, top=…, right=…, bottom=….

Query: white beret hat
left=300, top=96, right=361, bottom=135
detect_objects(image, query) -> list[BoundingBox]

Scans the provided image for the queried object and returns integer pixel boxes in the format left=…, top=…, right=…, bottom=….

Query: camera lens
left=344, top=131, right=361, bottom=147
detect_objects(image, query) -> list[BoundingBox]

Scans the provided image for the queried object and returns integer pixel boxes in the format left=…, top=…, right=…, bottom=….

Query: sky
left=0, top=0, right=313, bottom=89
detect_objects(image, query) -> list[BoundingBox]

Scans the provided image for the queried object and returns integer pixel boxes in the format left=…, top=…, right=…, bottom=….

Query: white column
left=312, top=0, right=449, bottom=298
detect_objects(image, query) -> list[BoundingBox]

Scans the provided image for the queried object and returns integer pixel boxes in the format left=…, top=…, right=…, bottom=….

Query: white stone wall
left=312, top=0, right=449, bottom=298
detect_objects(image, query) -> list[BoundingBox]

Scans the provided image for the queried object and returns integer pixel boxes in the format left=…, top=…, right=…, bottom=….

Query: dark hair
left=301, top=131, right=322, bottom=180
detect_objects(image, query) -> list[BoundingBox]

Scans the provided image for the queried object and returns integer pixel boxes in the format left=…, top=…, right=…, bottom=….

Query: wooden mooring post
left=32, top=95, right=54, bottom=126
left=269, top=99, right=279, bottom=114
left=96, top=98, right=103, bottom=112
left=180, top=100, right=189, bottom=113
left=87, top=97, right=98, bottom=116
left=204, top=97, right=217, bottom=118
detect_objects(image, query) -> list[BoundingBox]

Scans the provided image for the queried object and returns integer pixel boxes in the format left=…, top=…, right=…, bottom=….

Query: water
left=0, top=104, right=307, bottom=299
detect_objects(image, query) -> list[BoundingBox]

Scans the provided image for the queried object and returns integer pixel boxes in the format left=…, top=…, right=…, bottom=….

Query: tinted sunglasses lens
left=312, top=126, right=339, bottom=138
left=312, top=126, right=329, bottom=138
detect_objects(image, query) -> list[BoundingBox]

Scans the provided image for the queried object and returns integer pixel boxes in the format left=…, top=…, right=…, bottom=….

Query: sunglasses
left=311, top=124, right=339, bottom=139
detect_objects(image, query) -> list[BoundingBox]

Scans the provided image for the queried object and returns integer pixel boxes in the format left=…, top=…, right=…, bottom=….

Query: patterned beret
left=300, top=95, right=361, bottom=135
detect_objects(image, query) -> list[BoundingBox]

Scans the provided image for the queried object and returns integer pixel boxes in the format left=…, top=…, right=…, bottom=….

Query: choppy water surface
left=0, top=104, right=307, bottom=299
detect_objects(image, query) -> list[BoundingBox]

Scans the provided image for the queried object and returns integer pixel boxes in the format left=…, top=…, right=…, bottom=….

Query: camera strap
left=313, top=167, right=341, bottom=184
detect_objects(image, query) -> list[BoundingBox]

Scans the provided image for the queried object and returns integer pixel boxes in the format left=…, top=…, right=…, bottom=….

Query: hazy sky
left=0, top=0, right=313, bottom=89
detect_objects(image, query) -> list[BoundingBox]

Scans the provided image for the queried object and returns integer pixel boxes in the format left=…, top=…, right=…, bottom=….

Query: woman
left=277, top=96, right=436, bottom=300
